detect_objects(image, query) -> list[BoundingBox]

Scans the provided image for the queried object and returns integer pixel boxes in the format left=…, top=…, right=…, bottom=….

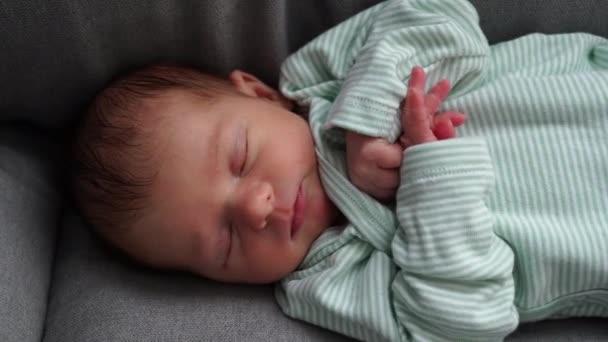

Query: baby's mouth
left=291, top=181, right=306, bottom=239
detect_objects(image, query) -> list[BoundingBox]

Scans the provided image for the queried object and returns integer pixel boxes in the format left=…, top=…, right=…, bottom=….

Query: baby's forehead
left=132, top=90, right=205, bottom=130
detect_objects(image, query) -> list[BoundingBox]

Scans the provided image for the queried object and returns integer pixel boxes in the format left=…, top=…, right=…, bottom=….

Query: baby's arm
left=391, top=94, right=519, bottom=339
left=280, top=0, right=488, bottom=202
left=345, top=66, right=466, bottom=201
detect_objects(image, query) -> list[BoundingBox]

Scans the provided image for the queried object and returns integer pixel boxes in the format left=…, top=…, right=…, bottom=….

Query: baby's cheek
left=245, top=243, right=301, bottom=282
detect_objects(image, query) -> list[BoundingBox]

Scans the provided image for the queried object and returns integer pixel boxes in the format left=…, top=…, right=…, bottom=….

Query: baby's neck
left=330, top=205, right=347, bottom=227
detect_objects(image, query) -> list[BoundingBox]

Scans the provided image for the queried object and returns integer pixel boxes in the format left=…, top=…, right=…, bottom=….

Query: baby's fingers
left=404, top=86, right=435, bottom=144
left=374, top=142, right=404, bottom=169
left=369, top=168, right=400, bottom=201
left=425, top=79, right=451, bottom=115
left=432, top=119, right=455, bottom=140
left=407, top=66, right=426, bottom=92
left=434, top=111, right=467, bottom=127
left=433, top=112, right=467, bottom=139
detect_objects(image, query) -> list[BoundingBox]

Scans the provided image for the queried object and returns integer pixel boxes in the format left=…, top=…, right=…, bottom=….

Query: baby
left=72, top=0, right=608, bottom=340
left=71, top=63, right=460, bottom=284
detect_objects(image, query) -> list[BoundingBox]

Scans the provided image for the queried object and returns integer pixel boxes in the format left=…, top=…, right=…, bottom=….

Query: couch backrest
left=1, top=0, right=606, bottom=132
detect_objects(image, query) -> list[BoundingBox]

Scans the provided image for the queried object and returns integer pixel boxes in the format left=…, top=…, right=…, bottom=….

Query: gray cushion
left=1, top=0, right=607, bottom=130
left=508, top=319, right=608, bottom=341
left=0, top=125, right=61, bottom=342
left=43, top=211, right=351, bottom=342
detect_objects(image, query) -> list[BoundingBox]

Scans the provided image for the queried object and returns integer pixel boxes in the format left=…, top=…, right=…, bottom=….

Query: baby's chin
left=238, top=256, right=305, bottom=284
left=194, top=266, right=295, bottom=285
left=186, top=251, right=305, bottom=285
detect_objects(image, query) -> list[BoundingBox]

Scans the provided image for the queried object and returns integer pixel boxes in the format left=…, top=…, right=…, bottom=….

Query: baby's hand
left=399, top=66, right=466, bottom=149
left=345, top=131, right=403, bottom=202
left=345, top=67, right=466, bottom=201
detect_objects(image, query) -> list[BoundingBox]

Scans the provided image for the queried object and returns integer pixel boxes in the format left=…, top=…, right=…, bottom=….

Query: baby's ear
left=229, top=70, right=293, bottom=110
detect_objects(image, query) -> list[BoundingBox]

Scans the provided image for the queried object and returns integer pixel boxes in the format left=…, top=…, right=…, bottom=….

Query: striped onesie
left=274, top=0, right=608, bottom=340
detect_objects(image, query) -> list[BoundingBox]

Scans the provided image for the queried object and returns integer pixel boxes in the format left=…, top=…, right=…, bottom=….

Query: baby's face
left=137, top=89, right=336, bottom=283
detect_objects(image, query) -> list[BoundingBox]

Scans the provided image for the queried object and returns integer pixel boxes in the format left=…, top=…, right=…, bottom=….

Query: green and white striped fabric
left=275, top=0, right=608, bottom=340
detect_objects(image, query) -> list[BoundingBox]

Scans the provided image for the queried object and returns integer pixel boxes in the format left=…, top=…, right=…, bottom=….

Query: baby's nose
left=238, top=182, right=275, bottom=230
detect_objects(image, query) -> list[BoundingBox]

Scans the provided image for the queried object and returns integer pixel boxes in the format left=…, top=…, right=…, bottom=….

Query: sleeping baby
left=71, top=0, right=608, bottom=340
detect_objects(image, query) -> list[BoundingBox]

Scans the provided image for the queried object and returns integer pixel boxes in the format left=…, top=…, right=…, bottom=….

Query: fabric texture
left=276, top=0, right=608, bottom=340
left=0, top=125, right=61, bottom=342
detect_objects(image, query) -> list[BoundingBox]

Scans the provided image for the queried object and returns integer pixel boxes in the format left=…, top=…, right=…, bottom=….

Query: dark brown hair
left=71, top=64, right=237, bottom=240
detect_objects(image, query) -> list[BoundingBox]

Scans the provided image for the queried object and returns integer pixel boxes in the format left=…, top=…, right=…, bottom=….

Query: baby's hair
left=71, top=63, right=237, bottom=244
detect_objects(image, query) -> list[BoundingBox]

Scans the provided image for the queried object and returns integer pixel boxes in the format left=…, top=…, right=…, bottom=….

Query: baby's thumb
left=375, top=141, right=404, bottom=169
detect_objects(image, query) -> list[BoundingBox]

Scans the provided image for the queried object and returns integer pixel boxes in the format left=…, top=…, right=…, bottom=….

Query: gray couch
left=1, top=0, right=607, bottom=341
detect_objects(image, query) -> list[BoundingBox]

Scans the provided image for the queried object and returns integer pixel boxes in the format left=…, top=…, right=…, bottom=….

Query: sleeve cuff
left=401, top=137, right=493, bottom=183
left=324, top=96, right=402, bottom=142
